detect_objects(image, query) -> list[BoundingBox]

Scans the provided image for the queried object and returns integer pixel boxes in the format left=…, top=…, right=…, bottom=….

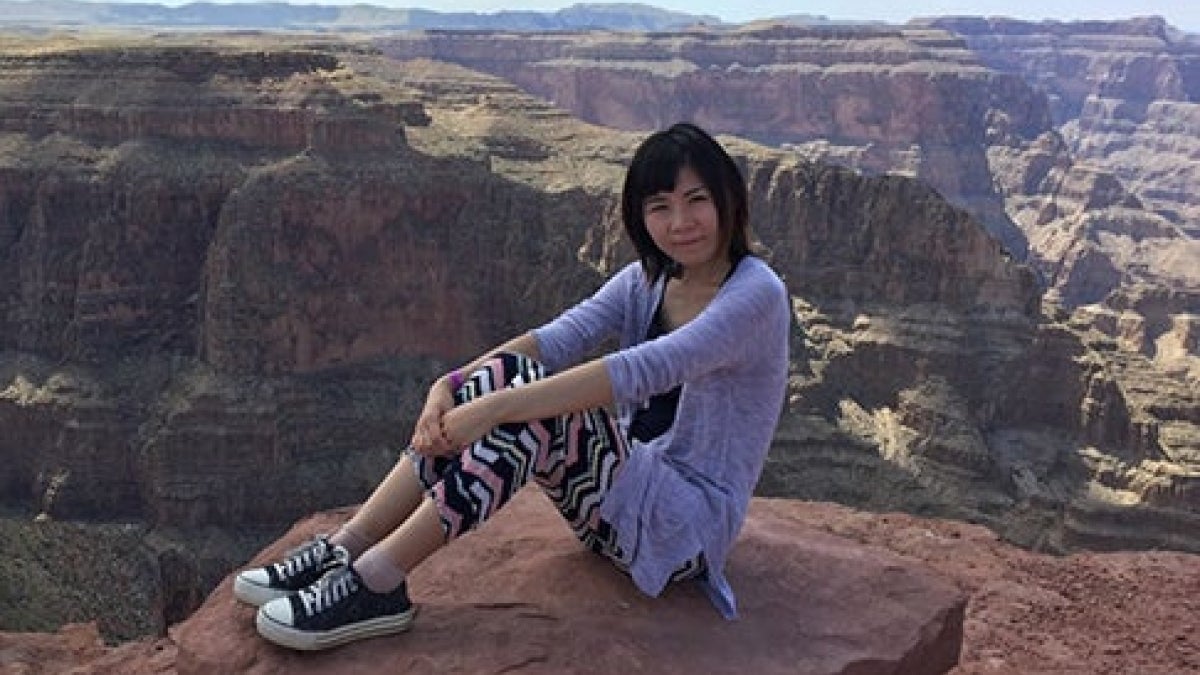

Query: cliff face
left=6, top=494, right=1196, bottom=674
left=377, top=26, right=1049, bottom=259
left=378, top=22, right=1200, bottom=366
left=926, top=17, right=1200, bottom=123
left=0, top=44, right=429, bottom=362
left=926, top=17, right=1200, bottom=366
left=0, top=37, right=614, bottom=638
left=0, top=34, right=1197, bottom=646
left=731, top=152, right=1198, bottom=555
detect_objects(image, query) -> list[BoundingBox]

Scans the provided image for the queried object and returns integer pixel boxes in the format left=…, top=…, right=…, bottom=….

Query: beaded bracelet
left=447, top=369, right=464, bottom=392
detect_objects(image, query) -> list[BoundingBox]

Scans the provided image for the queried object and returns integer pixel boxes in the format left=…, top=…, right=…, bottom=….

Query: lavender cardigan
left=533, top=256, right=790, bottom=618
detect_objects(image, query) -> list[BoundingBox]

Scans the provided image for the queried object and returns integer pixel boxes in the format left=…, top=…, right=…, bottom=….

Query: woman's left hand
left=430, top=395, right=505, bottom=456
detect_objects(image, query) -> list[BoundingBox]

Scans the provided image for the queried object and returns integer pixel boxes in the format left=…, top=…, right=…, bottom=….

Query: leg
left=254, top=353, right=567, bottom=650
left=335, top=356, right=506, bottom=554
left=406, top=352, right=558, bottom=541
left=232, top=359, right=505, bottom=609
left=527, top=398, right=704, bottom=586
left=364, top=350, right=636, bottom=571
left=339, top=454, right=426, bottom=549
left=368, top=496, right=447, bottom=573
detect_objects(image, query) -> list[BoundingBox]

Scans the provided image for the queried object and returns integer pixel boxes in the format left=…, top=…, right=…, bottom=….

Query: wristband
left=448, top=369, right=464, bottom=392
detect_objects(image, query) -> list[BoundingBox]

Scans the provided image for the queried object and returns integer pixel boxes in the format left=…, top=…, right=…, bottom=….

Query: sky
left=89, top=1, right=1200, bottom=32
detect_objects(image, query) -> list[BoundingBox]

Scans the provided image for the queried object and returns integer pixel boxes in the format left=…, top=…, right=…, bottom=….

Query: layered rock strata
left=376, top=25, right=1049, bottom=258
left=5, top=493, right=1196, bottom=674
left=0, top=35, right=1196, bottom=645
left=0, top=38, right=629, bottom=638
left=929, top=17, right=1200, bottom=355
left=377, top=21, right=1200, bottom=346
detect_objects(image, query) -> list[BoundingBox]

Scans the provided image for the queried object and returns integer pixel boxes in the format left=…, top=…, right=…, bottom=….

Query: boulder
left=172, top=489, right=965, bottom=675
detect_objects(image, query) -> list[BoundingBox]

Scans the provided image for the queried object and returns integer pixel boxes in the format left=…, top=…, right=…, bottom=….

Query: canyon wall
left=377, top=26, right=1048, bottom=260
left=377, top=21, right=1200, bottom=371
left=927, top=17, right=1200, bottom=377
left=0, top=34, right=1196, bottom=641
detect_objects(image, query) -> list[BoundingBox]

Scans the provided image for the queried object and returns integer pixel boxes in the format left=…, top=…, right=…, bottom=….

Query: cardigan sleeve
left=532, top=262, right=640, bottom=374
left=603, top=263, right=787, bottom=406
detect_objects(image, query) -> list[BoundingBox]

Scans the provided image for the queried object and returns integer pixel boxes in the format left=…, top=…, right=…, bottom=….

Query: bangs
left=625, top=135, right=693, bottom=205
left=621, top=122, right=751, bottom=283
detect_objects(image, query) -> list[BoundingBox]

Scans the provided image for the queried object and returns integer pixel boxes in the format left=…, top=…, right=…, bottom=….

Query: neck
left=677, top=257, right=731, bottom=288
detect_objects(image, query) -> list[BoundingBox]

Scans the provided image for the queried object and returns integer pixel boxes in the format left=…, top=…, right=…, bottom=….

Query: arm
left=415, top=264, right=637, bottom=456
left=410, top=331, right=541, bottom=456
left=432, top=269, right=786, bottom=454
left=532, top=263, right=638, bottom=373
left=605, top=267, right=789, bottom=406
left=433, top=358, right=613, bottom=454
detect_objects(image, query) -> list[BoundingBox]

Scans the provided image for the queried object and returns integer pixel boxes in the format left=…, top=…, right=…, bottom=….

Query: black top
left=628, top=295, right=683, bottom=443
left=627, top=259, right=741, bottom=443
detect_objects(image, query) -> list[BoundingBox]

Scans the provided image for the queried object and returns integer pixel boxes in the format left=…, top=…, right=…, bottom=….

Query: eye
left=688, top=193, right=710, bottom=203
left=644, top=202, right=669, bottom=213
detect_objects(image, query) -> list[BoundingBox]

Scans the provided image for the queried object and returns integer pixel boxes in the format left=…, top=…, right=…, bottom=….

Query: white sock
left=352, top=547, right=407, bottom=594
left=329, top=524, right=372, bottom=559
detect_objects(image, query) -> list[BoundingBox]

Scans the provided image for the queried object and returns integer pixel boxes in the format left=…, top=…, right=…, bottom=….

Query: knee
left=492, top=351, right=547, bottom=385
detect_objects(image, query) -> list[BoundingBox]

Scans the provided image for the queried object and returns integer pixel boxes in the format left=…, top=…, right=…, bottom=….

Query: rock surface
left=925, top=17, right=1200, bottom=333
left=174, top=491, right=964, bottom=675
left=4, top=491, right=1197, bottom=674
left=377, top=20, right=1200, bottom=337
left=0, top=31, right=1197, bottom=645
left=376, top=25, right=1047, bottom=257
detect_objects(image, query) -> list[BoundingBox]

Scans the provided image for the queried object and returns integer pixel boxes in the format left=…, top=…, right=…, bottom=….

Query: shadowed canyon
left=0, top=10, right=1197, bottom=674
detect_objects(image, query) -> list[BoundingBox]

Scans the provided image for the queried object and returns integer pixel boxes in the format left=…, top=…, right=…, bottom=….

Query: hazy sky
left=93, top=1, right=1200, bottom=33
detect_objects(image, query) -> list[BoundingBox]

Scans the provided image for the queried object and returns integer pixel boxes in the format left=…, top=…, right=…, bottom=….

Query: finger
left=432, top=430, right=453, bottom=455
left=416, top=428, right=436, bottom=454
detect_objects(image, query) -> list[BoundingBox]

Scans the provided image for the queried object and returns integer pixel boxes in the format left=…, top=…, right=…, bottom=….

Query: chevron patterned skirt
left=410, top=352, right=704, bottom=582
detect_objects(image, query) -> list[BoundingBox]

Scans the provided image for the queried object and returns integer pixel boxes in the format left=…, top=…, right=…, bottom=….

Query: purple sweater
left=533, top=256, right=790, bottom=618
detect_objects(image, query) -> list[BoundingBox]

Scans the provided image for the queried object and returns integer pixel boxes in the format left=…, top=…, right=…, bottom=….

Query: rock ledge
left=167, top=489, right=964, bottom=675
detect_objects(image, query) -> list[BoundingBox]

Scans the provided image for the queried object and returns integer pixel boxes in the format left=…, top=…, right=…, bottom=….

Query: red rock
left=5, top=495, right=1198, bottom=673
left=170, top=490, right=964, bottom=675
left=0, top=623, right=107, bottom=670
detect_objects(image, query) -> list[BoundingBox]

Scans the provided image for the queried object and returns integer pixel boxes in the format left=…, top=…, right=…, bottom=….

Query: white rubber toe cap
left=233, top=569, right=289, bottom=607
left=258, top=596, right=295, bottom=625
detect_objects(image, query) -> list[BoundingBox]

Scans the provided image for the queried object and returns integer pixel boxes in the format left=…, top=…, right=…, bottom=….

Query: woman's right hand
left=411, top=377, right=456, bottom=456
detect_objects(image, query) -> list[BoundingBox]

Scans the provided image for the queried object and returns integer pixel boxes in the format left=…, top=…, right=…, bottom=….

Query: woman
left=233, top=122, right=791, bottom=651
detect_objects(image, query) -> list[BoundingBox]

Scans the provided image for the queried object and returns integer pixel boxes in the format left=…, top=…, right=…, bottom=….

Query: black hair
left=621, top=122, right=751, bottom=282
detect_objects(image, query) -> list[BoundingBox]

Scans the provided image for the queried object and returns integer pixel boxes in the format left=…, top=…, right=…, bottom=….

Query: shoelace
left=299, top=567, right=358, bottom=617
left=274, top=538, right=331, bottom=580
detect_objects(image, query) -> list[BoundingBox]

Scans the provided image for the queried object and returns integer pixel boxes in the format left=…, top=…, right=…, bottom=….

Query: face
left=641, top=165, right=723, bottom=273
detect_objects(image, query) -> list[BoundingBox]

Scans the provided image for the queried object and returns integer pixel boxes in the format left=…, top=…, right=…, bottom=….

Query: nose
left=668, top=205, right=689, bottom=232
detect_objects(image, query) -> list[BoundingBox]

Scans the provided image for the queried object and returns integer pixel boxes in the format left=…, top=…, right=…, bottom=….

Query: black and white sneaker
left=255, top=566, right=417, bottom=651
left=233, top=535, right=350, bottom=607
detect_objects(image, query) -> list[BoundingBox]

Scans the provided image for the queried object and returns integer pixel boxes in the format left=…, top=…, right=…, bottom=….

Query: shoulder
left=619, top=260, right=645, bottom=282
left=609, top=261, right=647, bottom=288
left=727, top=257, right=788, bottom=307
left=604, top=261, right=662, bottom=300
left=736, top=256, right=784, bottom=285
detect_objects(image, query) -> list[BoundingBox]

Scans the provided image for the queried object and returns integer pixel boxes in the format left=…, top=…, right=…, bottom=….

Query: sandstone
left=376, top=20, right=1200, bottom=329
left=928, top=16, right=1200, bottom=321
left=926, top=17, right=1191, bottom=121
left=377, top=27, right=1049, bottom=261
left=0, top=623, right=110, bottom=672
left=131, top=491, right=970, bottom=674
left=1, top=30, right=1198, bottom=650
left=5, top=496, right=1198, bottom=675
